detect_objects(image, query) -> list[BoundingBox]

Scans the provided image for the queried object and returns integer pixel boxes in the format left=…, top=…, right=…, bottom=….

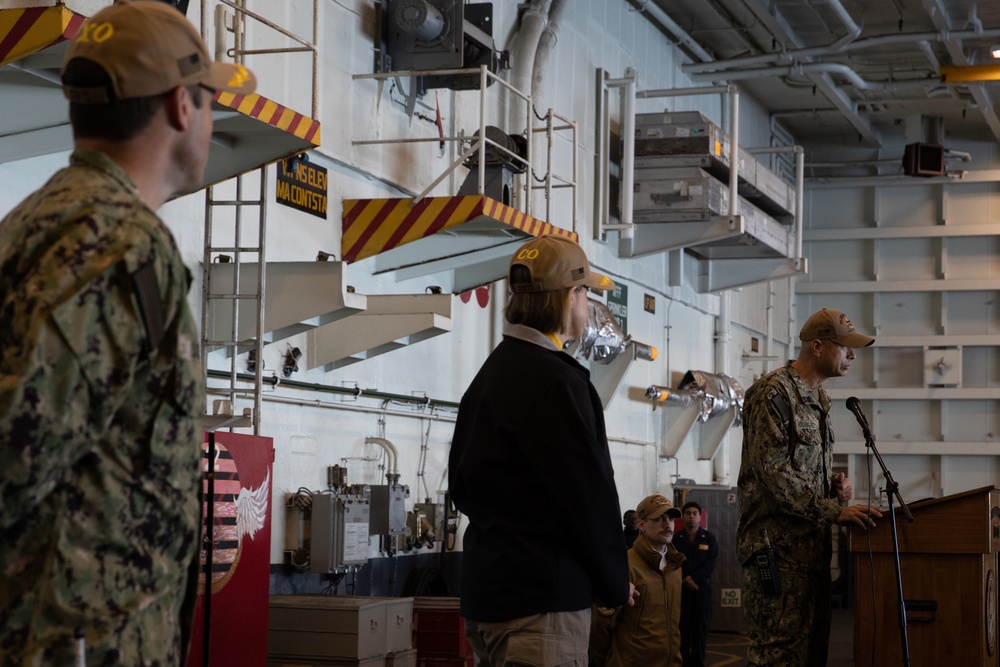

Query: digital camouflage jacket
left=736, top=362, right=843, bottom=569
left=0, top=150, right=204, bottom=665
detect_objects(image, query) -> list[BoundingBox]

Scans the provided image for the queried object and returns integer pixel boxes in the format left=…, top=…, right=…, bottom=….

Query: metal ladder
left=197, top=0, right=319, bottom=435
left=200, top=171, right=267, bottom=435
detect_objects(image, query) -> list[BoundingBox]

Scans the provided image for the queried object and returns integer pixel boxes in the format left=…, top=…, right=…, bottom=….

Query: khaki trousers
left=464, top=608, right=591, bottom=667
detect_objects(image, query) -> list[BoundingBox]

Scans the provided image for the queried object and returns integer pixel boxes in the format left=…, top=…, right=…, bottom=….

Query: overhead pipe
left=967, top=4, right=984, bottom=33
left=365, top=436, right=400, bottom=478
left=804, top=150, right=970, bottom=172
left=686, top=26, right=1000, bottom=76
left=691, top=61, right=924, bottom=91
left=821, top=0, right=863, bottom=52
left=258, top=393, right=457, bottom=424
left=205, top=368, right=460, bottom=409
left=531, top=0, right=566, bottom=111
left=625, top=0, right=713, bottom=63
left=509, top=0, right=552, bottom=134
left=684, top=0, right=858, bottom=73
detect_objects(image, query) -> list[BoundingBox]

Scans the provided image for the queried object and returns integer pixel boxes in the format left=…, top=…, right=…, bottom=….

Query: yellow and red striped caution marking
left=0, top=5, right=85, bottom=67
left=342, top=195, right=577, bottom=263
left=0, top=7, right=320, bottom=147
left=214, top=91, right=321, bottom=145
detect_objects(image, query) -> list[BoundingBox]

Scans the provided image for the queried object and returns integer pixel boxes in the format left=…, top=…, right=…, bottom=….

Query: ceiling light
left=992, top=46, right=1000, bottom=59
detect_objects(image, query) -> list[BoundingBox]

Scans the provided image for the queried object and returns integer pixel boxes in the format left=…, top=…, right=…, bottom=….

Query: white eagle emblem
left=235, top=468, right=270, bottom=543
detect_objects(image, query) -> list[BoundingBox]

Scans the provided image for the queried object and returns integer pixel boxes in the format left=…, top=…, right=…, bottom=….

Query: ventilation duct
left=646, top=370, right=743, bottom=426
left=649, top=371, right=744, bottom=461
left=564, top=299, right=655, bottom=409
left=576, top=299, right=655, bottom=365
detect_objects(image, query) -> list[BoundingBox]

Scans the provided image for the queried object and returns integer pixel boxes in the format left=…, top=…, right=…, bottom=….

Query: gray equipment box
left=370, top=484, right=408, bottom=536
left=369, top=596, right=414, bottom=653
left=632, top=111, right=795, bottom=219
left=629, top=167, right=792, bottom=259
left=311, top=490, right=371, bottom=573
left=268, top=595, right=388, bottom=660
left=385, top=648, right=417, bottom=667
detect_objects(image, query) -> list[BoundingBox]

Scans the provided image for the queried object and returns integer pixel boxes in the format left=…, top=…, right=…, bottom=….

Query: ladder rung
left=206, top=199, right=265, bottom=206
left=204, top=293, right=263, bottom=300
left=204, top=339, right=259, bottom=347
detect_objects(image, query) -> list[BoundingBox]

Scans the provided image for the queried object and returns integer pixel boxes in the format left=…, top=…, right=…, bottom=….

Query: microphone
left=846, top=396, right=872, bottom=441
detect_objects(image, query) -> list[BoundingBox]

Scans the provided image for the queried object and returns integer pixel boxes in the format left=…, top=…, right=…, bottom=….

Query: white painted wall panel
left=807, top=187, right=871, bottom=229
left=877, top=348, right=924, bottom=388
left=877, top=239, right=937, bottom=280
left=877, top=185, right=939, bottom=228
left=946, top=291, right=1000, bottom=334
left=945, top=183, right=1000, bottom=225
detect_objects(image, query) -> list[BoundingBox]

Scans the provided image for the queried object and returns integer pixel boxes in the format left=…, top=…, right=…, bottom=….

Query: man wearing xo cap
left=737, top=308, right=883, bottom=666
left=592, top=494, right=686, bottom=667
left=450, top=235, right=635, bottom=666
left=0, top=1, right=256, bottom=664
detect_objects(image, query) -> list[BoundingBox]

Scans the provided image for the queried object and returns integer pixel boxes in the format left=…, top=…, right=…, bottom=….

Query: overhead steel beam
left=924, top=0, right=1000, bottom=143
left=723, top=0, right=880, bottom=146
left=806, top=72, right=879, bottom=145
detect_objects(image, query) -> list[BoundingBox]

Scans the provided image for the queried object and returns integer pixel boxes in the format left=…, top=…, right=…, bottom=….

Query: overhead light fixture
left=992, top=46, right=1000, bottom=59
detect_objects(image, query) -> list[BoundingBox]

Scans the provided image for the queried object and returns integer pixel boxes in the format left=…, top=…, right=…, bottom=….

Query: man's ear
left=163, top=85, right=192, bottom=132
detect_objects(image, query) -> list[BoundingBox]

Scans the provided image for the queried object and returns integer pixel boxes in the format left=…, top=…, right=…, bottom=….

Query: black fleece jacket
left=449, top=330, right=630, bottom=621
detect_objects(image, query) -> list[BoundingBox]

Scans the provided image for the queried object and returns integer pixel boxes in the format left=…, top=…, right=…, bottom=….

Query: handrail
left=352, top=65, right=579, bottom=233
left=201, top=0, right=318, bottom=119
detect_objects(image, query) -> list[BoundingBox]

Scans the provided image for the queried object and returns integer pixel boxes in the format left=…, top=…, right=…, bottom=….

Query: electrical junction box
left=413, top=502, right=445, bottom=542
left=310, top=489, right=371, bottom=573
left=370, top=483, right=409, bottom=536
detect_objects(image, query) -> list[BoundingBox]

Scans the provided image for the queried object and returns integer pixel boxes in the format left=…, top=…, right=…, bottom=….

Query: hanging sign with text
left=276, top=156, right=327, bottom=219
left=606, top=283, right=628, bottom=336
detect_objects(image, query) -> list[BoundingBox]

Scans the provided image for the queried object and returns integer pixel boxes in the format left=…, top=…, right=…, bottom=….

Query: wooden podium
left=848, top=486, right=1000, bottom=666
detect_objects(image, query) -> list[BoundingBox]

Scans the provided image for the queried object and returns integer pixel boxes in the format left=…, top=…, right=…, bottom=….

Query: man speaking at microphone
left=737, top=308, right=883, bottom=667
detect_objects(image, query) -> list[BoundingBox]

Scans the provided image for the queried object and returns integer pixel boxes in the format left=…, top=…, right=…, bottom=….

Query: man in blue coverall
left=673, top=501, right=719, bottom=667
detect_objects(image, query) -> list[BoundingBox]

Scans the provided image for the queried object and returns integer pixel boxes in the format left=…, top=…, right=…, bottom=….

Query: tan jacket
left=594, top=533, right=685, bottom=667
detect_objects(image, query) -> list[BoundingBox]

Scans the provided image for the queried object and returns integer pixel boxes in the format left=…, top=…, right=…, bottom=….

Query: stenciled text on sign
left=277, top=157, right=327, bottom=219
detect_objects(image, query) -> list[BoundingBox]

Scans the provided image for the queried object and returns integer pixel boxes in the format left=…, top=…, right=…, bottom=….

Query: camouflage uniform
left=0, top=149, right=204, bottom=666
left=736, top=362, right=843, bottom=667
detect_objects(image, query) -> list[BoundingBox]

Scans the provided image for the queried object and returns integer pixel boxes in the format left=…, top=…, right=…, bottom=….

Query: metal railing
left=353, top=65, right=579, bottom=232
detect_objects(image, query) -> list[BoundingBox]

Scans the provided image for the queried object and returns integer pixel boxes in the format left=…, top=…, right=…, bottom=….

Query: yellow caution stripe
left=0, top=6, right=85, bottom=67
left=342, top=195, right=577, bottom=263
left=214, top=91, right=321, bottom=145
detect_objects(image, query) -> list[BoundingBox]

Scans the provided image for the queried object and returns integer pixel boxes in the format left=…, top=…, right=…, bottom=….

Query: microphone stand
left=862, top=425, right=913, bottom=667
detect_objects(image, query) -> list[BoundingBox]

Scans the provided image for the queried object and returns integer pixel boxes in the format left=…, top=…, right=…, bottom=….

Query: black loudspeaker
left=903, top=142, right=945, bottom=177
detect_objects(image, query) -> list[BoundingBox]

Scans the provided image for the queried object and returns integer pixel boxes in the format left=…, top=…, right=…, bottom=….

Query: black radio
left=753, top=529, right=780, bottom=596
